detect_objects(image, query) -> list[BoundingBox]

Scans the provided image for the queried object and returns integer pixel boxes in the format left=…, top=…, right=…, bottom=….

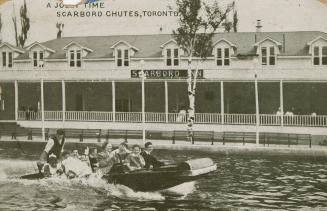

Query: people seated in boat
left=42, top=154, right=64, bottom=178
left=141, top=142, right=164, bottom=169
left=125, top=144, right=145, bottom=171
left=79, top=147, right=90, bottom=165
left=37, top=129, right=65, bottom=172
left=72, top=149, right=80, bottom=159
left=98, top=141, right=113, bottom=162
left=98, top=142, right=130, bottom=174
left=61, top=150, right=92, bottom=178
left=88, top=147, right=99, bottom=172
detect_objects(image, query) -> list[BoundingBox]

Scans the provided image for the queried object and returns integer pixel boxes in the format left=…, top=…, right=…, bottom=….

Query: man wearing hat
left=37, top=129, right=65, bottom=172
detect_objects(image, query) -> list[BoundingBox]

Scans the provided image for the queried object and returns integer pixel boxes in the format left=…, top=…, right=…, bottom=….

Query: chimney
left=256, top=20, right=262, bottom=32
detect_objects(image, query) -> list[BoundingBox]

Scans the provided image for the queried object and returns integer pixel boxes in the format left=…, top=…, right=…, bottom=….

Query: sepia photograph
left=0, top=0, right=327, bottom=210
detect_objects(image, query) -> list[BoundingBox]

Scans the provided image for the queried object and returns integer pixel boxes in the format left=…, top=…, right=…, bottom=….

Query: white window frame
left=69, top=50, right=82, bottom=68
left=116, top=48, right=130, bottom=67
left=216, top=48, right=230, bottom=66
left=261, top=46, right=276, bottom=66
left=313, top=46, right=327, bottom=66
left=166, top=48, right=179, bottom=66
left=2, top=51, right=13, bottom=68
left=32, top=51, right=45, bottom=68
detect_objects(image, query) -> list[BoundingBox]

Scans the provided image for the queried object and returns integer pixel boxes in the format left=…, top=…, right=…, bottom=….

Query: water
left=0, top=142, right=327, bottom=210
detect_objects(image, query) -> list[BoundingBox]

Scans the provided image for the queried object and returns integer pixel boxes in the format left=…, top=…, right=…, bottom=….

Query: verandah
left=1, top=80, right=327, bottom=127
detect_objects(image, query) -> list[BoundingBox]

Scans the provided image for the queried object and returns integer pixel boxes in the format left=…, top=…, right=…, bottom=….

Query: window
left=2, top=52, right=13, bottom=68
left=124, top=49, right=129, bottom=66
left=69, top=50, right=82, bottom=67
left=217, top=49, right=222, bottom=66
left=76, top=50, right=81, bottom=67
left=313, top=46, right=327, bottom=66
left=166, top=48, right=179, bottom=66
left=70, top=50, right=75, bottom=67
left=166, top=49, right=171, bottom=66
left=33, top=52, right=38, bottom=67
left=33, top=51, right=45, bottom=68
left=216, top=48, right=230, bottom=66
left=322, top=47, right=327, bottom=65
left=261, top=46, right=276, bottom=66
left=261, top=47, right=267, bottom=65
left=116, top=49, right=129, bottom=67
left=8, top=52, right=13, bottom=68
left=314, top=46, right=320, bottom=65
left=173, top=49, right=179, bottom=66
left=269, top=47, right=275, bottom=65
left=2, top=52, right=6, bottom=67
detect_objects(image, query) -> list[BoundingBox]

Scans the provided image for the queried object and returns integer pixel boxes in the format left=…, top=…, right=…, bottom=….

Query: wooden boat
left=20, top=158, right=217, bottom=192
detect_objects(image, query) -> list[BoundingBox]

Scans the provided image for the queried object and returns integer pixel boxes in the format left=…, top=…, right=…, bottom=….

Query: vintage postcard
left=0, top=0, right=327, bottom=210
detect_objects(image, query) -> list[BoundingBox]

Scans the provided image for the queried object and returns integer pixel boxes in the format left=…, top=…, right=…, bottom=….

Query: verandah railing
left=17, top=111, right=327, bottom=127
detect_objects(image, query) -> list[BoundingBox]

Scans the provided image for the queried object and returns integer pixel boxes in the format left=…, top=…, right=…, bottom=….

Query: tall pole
left=280, top=80, right=284, bottom=127
left=165, top=80, right=168, bottom=123
left=220, top=81, right=224, bottom=124
left=41, top=79, right=45, bottom=140
left=62, top=80, right=66, bottom=124
left=255, top=74, right=260, bottom=146
left=14, top=80, right=18, bottom=121
left=141, top=60, right=145, bottom=144
left=112, top=81, right=116, bottom=122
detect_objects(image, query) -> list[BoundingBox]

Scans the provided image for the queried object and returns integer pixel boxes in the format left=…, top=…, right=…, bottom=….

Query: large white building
left=1, top=31, right=327, bottom=133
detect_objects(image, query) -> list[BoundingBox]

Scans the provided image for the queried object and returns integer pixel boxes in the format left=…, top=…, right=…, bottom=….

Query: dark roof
left=14, top=31, right=327, bottom=60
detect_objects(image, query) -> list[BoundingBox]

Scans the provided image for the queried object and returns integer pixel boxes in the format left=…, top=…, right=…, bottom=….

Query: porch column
left=220, top=81, right=224, bottom=124
left=62, top=80, right=66, bottom=123
left=14, top=80, right=18, bottom=121
left=280, top=80, right=284, bottom=127
left=141, top=74, right=145, bottom=143
left=255, top=75, right=260, bottom=145
left=112, top=81, right=116, bottom=122
left=165, top=80, right=168, bottom=123
left=41, top=79, right=45, bottom=140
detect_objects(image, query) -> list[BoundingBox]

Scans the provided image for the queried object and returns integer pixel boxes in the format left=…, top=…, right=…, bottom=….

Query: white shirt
left=44, top=139, right=64, bottom=154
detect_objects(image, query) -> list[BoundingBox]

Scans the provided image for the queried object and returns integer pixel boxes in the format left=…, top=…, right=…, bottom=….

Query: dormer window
left=116, top=49, right=129, bottom=67
left=69, top=50, right=82, bottom=67
left=216, top=48, right=230, bottom=66
left=166, top=48, right=179, bottom=66
left=261, top=46, right=275, bottom=66
left=313, top=46, right=327, bottom=65
left=33, top=51, right=44, bottom=68
left=2, top=52, right=13, bottom=68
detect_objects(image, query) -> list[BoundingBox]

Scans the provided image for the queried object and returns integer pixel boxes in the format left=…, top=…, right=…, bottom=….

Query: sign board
left=131, top=69, right=204, bottom=79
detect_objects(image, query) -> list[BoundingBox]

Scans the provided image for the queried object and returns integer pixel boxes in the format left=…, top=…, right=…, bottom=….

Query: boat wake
left=0, top=159, right=197, bottom=201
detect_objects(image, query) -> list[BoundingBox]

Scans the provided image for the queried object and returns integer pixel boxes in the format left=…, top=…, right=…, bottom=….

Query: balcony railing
left=17, top=111, right=327, bottom=127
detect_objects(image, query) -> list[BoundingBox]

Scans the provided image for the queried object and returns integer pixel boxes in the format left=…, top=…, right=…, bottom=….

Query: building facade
left=1, top=31, right=327, bottom=128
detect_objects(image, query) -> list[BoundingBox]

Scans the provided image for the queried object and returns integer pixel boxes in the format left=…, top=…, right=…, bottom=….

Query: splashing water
left=0, top=159, right=165, bottom=202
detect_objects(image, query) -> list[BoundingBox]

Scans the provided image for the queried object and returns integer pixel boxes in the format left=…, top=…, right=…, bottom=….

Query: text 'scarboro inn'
left=1, top=27, right=327, bottom=134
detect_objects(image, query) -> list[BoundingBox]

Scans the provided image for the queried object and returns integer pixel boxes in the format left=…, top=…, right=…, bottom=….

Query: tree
left=233, top=10, right=238, bottom=32
left=12, top=1, right=19, bottom=47
left=0, top=13, right=2, bottom=41
left=56, top=22, right=64, bottom=39
left=18, top=0, right=30, bottom=47
left=173, top=0, right=234, bottom=140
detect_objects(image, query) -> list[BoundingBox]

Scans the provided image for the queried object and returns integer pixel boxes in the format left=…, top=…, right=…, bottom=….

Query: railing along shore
left=17, top=111, right=327, bottom=127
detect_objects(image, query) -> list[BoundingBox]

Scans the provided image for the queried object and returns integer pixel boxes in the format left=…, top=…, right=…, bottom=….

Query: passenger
left=61, top=150, right=92, bottom=179
left=79, top=147, right=90, bottom=165
left=141, top=142, right=164, bottom=169
left=125, top=144, right=145, bottom=171
left=98, top=142, right=130, bottom=174
left=42, top=154, right=64, bottom=178
left=72, top=149, right=80, bottom=159
left=88, top=147, right=99, bottom=172
left=98, top=141, right=113, bottom=167
left=37, top=129, right=65, bottom=172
